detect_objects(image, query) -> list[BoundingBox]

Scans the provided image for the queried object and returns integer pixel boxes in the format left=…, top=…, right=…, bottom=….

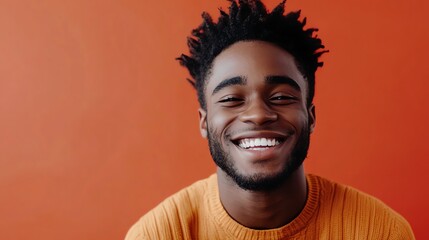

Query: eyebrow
left=266, top=76, right=301, bottom=92
left=211, top=76, right=247, bottom=95
left=211, top=75, right=301, bottom=95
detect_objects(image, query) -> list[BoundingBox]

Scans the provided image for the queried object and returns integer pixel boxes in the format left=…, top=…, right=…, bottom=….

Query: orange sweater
left=126, top=174, right=414, bottom=239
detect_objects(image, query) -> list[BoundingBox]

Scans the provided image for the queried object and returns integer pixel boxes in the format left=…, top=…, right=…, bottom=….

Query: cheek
left=280, top=109, right=309, bottom=128
left=208, top=109, right=237, bottom=135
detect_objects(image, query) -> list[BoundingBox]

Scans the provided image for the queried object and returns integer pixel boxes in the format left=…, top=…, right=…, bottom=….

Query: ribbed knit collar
left=207, top=173, right=320, bottom=239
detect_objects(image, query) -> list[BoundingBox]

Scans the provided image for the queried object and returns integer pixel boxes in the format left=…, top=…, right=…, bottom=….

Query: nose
left=239, top=98, right=277, bottom=125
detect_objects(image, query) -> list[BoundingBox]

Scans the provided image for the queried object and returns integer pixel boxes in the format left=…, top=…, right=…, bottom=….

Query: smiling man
left=125, top=1, right=414, bottom=239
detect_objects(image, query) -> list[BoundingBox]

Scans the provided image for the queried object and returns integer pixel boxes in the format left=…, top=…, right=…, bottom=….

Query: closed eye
left=217, top=96, right=244, bottom=107
left=270, top=95, right=298, bottom=104
left=270, top=96, right=295, bottom=100
left=218, top=97, right=242, bottom=103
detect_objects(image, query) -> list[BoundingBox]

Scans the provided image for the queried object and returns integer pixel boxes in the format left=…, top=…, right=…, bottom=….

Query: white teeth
left=238, top=138, right=281, bottom=149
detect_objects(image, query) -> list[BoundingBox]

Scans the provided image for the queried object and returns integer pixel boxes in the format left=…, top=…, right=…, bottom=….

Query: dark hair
left=177, top=0, right=327, bottom=109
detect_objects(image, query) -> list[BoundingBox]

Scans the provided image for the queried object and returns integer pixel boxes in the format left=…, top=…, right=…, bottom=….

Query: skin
left=198, top=41, right=316, bottom=229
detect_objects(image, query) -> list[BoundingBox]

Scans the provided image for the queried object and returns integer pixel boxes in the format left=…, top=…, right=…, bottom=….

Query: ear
left=198, top=108, right=208, bottom=139
left=308, top=104, right=316, bottom=133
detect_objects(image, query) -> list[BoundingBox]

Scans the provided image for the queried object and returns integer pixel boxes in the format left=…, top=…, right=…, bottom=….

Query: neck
left=217, top=166, right=307, bottom=229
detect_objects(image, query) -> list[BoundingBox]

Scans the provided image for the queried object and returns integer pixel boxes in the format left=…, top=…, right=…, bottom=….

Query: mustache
left=223, top=124, right=309, bottom=139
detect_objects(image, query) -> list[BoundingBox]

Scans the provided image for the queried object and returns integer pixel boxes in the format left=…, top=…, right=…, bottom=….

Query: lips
left=230, top=131, right=289, bottom=151
left=237, top=138, right=281, bottom=149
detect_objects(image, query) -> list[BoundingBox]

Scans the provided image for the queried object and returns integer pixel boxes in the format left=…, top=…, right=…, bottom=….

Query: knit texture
left=125, top=174, right=414, bottom=239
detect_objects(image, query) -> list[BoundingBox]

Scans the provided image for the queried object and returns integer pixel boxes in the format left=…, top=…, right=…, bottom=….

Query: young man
left=126, top=0, right=414, bottom=239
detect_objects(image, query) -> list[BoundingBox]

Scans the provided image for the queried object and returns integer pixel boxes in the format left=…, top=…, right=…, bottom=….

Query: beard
left=207, top=125, right=311, bottom=192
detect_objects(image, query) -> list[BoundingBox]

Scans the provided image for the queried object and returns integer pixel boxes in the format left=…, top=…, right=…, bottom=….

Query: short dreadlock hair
left=177, top=0, right=327, bottom=110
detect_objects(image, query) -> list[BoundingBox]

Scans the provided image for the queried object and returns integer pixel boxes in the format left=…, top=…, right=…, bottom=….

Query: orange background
left=1, top=0, right=428, bottom=239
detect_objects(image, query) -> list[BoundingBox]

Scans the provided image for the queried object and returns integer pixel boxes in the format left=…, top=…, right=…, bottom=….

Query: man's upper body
left=125, top=173, right=414, bottom=240
left=126, top=0, right=415, bottom=239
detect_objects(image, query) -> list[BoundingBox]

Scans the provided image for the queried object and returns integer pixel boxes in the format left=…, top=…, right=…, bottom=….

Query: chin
left=235, top=157, right=304, bottom=190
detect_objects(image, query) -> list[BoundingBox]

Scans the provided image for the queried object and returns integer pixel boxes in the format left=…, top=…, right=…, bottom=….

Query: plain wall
left=0, top=0, right=428, bottom=239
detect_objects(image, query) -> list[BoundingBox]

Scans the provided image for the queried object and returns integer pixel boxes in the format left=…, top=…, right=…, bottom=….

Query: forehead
left=205, top=40, right=307, bottom=95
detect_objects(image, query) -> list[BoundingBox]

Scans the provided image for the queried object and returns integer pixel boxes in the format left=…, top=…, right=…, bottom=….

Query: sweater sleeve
left=392, top=216, right=415, bottom=240
left=124, top=220, right=146, bottom=240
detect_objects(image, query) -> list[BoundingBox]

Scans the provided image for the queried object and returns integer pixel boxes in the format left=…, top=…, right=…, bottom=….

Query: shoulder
left=308, top=174, right=415, bottom=239
left=125, top=175, right=215, bottom=240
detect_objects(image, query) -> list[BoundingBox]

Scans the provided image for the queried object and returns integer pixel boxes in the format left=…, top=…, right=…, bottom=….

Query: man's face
left=199, top=41, right=315, bottom=191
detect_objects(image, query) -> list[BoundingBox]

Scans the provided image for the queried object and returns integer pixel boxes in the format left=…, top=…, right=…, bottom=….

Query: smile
left=236, top=138, right=283, bottom=150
